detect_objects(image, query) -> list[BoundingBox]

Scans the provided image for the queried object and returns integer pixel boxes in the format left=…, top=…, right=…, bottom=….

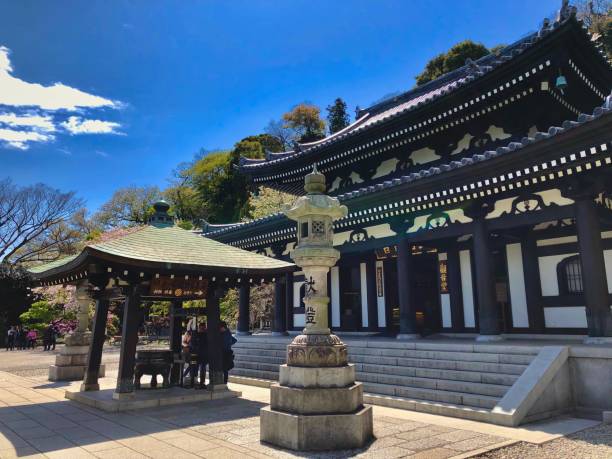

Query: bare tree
left=95, top=186, right=160, bottom=228
left=265, top=119, right=296, bottom=151
left=0, top=179, right=84, bottom=264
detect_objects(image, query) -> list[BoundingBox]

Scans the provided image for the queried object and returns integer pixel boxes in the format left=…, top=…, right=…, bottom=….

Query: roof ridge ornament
left=557, top=0, right=576, bottom=23
left=149, top=200, right=174, bottom=228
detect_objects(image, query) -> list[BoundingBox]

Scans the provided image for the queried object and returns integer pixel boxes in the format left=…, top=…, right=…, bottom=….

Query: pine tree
left=326, top=98, right=350, bottom=134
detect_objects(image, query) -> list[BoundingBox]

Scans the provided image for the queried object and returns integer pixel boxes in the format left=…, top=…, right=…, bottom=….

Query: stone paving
left=0, top=347, right=602, bottom=458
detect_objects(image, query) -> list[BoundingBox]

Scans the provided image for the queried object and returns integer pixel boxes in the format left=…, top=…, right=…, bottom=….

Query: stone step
left=233, top=348, right=287, bottom=358
left=234, top=355, right=286, bottom=365
left=233, top=360, right=281, bottom=373
left=233, top=350, right=528, bottom=376
left=353, top=363, right=518, bottom=386
left=357, top=372, right=508, bottom=397
left=362, top=393, right=492, bottom=423
left=233, top=341, right=288, bottom=351
left=348, top=354, right=528, bottom=375
left=232, top=368, right=279, bottom=380
left=343, top=341, right=541, bottom=356
left=360, top=381, right=500, bottom=409
left=346, top=348, right=534, bottom=365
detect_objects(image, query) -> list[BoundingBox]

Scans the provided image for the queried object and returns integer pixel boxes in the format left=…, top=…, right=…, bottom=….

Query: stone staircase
left=231, top=336, right=541, bottom=422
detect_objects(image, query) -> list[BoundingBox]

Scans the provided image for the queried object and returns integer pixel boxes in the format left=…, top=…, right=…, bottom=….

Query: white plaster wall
left=360, top=262, right=369, bottom=328
left=410, top=147, right=440, bottom=164
left=604, top=249, right=612, bottom=294
left=372, top=158, right=399, bottom=179
left=459, top=250, right=476, bottom=328
left=331, top=266, right=340, bottom=328
left=506, top=243, right=529, bottom=328
left=293, top=314, right=305, bottom=328
left=544, top=307, right=587, bottom=328
left=293, top=281, right=303, bottom=308
left=537, top=236, right=577, bottom=247
left=538, top=253, right=578, bottom=296
left=376, top=260, right=386, bottom=328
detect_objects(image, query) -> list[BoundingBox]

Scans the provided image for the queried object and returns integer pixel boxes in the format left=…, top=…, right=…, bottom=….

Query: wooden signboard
left=438, top=260, right=449, bottom=294
left=149, top=276, right=208, bottom=298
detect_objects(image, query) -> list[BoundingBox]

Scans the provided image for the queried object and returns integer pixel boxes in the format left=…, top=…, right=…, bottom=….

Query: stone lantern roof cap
left=304, top=164, right=326, bottom=194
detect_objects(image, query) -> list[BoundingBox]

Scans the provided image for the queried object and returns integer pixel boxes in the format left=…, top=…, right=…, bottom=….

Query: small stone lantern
left=260, top=165, right=373, bottom=451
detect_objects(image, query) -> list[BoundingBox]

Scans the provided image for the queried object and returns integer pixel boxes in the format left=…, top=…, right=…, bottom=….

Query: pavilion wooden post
left=397, top=238, right=419, bottom=339
left=206, top=286, right=225, bottom=388
left=237, top=284, right=251, bottom=335
left=81, top=291, right=110, bottom=392
left=446, top=246, right=465, bottom=332
left=169, top=300, right=183, bottom=385
left=272, top=277, right=287, bottom=335
left=114, top=282, right=142, bottom=399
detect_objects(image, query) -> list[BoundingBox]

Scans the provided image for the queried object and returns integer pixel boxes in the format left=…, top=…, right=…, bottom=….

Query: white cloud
left=95, top=150, right=109, bottom=157
left=61, top=116, right=121, bottom=135
left=0, top=46, right=119, bottom=111
left=0, top=112, right=55, bottom=132
left=0, top=127, right=54, bottom=150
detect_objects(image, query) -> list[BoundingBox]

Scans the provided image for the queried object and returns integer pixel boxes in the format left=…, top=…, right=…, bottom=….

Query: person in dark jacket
left=219, top=321, right=237, bottom=384
left=194, top=323, right=208, bottom=389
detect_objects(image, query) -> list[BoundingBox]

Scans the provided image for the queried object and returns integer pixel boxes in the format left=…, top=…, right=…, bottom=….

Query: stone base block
left=55, top=353, right=88, bottom=366
left=59, top=345, right=90, bottom=355
left=260, top=405, right=373, bottom=451
left=603, top=411, right=612, bottom=424
left=396, top=333, right=421, bottom=340
left=48, top=364, right=105, bottom=382
left=583, top=336, right=612, bottom=345
left=476, top=335, right=504, bottom=342
left=279, top=364, right=355, bottom=388
left=270, top=382, right=362, bottom=414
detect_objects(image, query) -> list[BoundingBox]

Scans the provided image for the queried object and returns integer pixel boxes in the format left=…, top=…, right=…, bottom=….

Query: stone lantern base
left=260, top=336, right=373, bottom=451
left=48, top=332, right=105, bottom=382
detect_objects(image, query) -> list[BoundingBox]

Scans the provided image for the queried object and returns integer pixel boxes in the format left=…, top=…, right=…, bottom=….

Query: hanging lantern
left=555, top=70, right=568, bottom=94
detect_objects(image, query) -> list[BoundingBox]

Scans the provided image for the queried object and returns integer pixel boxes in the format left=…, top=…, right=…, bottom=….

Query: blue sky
left=1, top=0, right=560, bottom=212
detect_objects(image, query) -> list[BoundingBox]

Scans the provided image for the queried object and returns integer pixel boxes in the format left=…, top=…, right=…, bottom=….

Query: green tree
left=246, top=186, right=295, bottom=220
left=575, top=0, right=612, bottom=58
left=326, top=98, right=350, bottom=134
left=282, top=103, right=326, bottom=143
left=95, top=186, right=160, bottom=228
left=415, top=40, right=490, bottom=86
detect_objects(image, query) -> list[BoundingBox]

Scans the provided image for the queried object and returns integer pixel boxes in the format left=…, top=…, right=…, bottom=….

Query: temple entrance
left=382, top=250, right=441, bottom=335
left=339, top=264, right=363, bottom=330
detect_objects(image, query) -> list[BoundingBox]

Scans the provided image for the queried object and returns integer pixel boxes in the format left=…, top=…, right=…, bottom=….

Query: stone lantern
left=260, top=165, right=373, bottom=451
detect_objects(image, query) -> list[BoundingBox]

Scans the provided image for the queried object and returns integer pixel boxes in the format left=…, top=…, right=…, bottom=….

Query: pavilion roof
left=29, top=224, right=294, bottom=281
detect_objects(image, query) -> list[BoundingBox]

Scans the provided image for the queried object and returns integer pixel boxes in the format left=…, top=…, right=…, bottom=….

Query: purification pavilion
left=29, top=201, right=294, bottom=401
left=205, top=4, right=612, bottom=341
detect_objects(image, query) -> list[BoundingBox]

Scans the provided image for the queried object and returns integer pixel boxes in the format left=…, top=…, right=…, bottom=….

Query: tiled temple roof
left=238, top=4, right=608, bottom=172
left=206, top=93, right=612, bottom=238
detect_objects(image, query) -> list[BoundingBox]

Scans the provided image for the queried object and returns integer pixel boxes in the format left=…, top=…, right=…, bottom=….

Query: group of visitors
left=5, top=324, right=57, bottom=351
left=181, top=320, right=236, bottom=388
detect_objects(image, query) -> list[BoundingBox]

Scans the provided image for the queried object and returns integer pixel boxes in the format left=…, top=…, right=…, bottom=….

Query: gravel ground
left=475, top=422, right=612, bottom=459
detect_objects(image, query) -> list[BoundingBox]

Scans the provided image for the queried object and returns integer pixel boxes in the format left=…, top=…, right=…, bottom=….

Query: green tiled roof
left=29, top=225, right=293, bottom=277
left=28, top=254, right=79, bottom=274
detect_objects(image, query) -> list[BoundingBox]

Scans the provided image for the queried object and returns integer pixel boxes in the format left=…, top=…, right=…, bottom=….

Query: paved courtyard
left=0, top=346, right=606, bottom=458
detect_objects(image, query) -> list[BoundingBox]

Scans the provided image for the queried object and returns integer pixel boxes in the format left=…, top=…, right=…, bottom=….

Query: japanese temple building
left=205, top=5, right=612, bottom=341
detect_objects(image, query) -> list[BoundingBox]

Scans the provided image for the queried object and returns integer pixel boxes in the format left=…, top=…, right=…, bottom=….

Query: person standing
left=6, top=326, right=15, bottom=351
left=194, top=323, right=208, bottom=389
left=27, top=329, right=38, bottom=349
left=219, top=321, right=237, bottom=384
left=16, top=326, right=26, bottom=350
left=181, top=330, right=195, bottom=387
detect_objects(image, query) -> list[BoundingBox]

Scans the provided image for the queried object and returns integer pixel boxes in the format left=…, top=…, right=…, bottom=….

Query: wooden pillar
left=114, top=283, right=142, bottom=397
left=473, top=218, right=502, bottom=340
left=285, top=272, right=294, bottom=331
left=81, top=294, right=109, bottom=391
left=366, top=256, right=379, bottom=331
left=521, top=234, right=545, bottom=332
left=169, top=300, right=183, bottom=385
left=397, top=239, right=419, bottom=338
left=272, top=277, right=287, bottom=335
left=237, top=284, right=251, bottom=335
left=446, top=247, right=465, bottom=332
left=206, top=286, right=224, bottom=386
left=575, top=197, right=612, bottom=338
